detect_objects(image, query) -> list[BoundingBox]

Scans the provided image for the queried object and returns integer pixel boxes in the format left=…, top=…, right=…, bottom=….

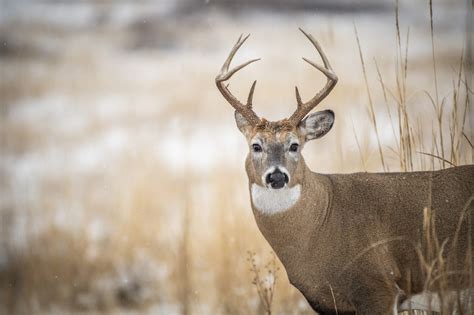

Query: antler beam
left=215, top=34, right=261, bottom=126
left=289, top=28, right=338, bottom=125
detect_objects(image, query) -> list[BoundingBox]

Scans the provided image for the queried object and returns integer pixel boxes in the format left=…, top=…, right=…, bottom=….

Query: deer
left=215, top=29, right=474, bottom=315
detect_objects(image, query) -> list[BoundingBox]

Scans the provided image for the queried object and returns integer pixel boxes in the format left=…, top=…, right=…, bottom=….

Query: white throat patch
left=251, top=184, right=301, bottom=215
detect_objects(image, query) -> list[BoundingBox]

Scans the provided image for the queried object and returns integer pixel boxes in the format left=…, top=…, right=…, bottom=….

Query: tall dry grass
left=352, top=1, right=472, bottom=314
left=354, top=0, right=472, bottom=173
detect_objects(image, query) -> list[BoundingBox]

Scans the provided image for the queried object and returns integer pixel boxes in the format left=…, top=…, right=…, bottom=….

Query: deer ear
left=234, top=111, right=253, bottom=137
left=298, top=110, right=335, bottom=141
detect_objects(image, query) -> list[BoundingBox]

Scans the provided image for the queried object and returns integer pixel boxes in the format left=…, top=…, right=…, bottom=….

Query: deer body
left=250, top=161, right=473, bottom=314
left=216, top=30, right=473, bottom=314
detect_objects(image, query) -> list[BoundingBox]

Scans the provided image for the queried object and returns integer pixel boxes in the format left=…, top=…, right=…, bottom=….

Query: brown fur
left=255, top=119, right=295, bottom=133
left=248, top=160, right=473, bottom=314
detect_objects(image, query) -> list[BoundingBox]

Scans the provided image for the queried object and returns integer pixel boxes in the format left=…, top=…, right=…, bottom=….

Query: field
left=0, top=0, right=472, bottom=314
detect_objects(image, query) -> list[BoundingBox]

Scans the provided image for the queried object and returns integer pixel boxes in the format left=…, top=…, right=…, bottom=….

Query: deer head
left=216, top=29, right=338, bottom=191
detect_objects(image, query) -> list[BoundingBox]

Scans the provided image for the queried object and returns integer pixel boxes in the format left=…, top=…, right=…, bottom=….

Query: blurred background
left=0, top=0, right=472, bottom=314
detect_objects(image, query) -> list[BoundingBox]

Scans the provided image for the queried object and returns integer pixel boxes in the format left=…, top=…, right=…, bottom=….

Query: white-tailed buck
left=216, top=29, right=473, bottom=314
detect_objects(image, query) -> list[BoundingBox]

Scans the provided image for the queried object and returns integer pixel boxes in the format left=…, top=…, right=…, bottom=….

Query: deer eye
left=252, top=144, right=262, bottom=152
left=289, top=143, right=299, bottom=152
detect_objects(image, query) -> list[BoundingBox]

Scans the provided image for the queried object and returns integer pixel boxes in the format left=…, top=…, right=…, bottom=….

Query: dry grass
left=247, top=251, right=280, bottom=315
left=0, top=1, right=472, bottom=314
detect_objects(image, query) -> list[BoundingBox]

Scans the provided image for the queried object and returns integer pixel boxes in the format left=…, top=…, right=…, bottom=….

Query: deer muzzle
left=265, top=168, right=289, bottom=189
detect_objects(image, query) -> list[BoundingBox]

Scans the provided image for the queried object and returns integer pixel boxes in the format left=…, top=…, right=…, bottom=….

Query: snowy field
left=0, top=0, right=471, bottom=314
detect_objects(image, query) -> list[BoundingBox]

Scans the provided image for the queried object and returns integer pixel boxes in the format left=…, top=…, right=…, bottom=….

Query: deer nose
left=266, top=168, right=289, bottom=189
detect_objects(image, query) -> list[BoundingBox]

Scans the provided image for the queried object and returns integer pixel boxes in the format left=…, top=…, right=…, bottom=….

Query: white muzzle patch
left=251, top=184, right=301, bottom=215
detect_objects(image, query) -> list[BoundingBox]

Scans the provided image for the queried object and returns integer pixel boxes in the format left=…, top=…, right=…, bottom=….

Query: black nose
left=265, top=169, right=289, bottom=189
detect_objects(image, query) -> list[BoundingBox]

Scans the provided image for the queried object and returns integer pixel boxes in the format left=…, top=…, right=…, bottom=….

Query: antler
left=289, top=28, right=338, bottom=125
left=216, top=34, right=261, bottom=126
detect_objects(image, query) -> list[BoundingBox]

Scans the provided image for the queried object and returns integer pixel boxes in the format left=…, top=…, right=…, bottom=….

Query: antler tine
left=219, top=58, right=261, bottom=82
left=299, top=28, right=332, bottom=69
left=216, top=34, right=261, bottom=126
left=289, top=28, right=338, bottom=125
left=295, top=86, right=303, bottom=108
left=247, top=80, right=257, bottom=108
left=221, top=34, right=251, bottom=73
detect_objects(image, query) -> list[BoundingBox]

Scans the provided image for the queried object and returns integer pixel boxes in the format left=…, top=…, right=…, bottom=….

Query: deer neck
left=247, top=161, right=332, bottom=262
